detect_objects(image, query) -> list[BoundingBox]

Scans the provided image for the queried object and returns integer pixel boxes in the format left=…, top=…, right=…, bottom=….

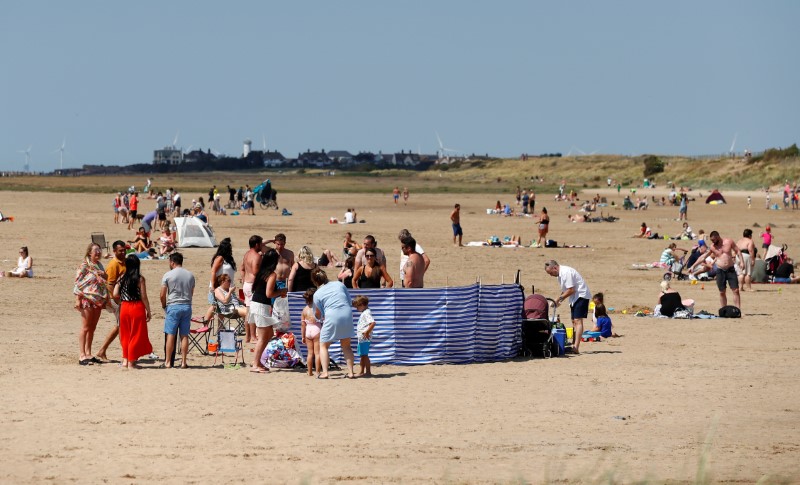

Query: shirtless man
left=707, top=230, right=744, bottom=309
left=736, top=229, right=756, bottom=291
left=450, top=203, right=463, bottom=247
left=240, top=235, right=263, bottom=343
left=271, top=233, right=295, bottom=295
left=401, top=236, right=426, bottom=288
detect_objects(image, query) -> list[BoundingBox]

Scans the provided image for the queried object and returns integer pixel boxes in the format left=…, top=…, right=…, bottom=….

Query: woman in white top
left=8, top=246, right=32, bottom=278
left=202, top=238, right=238, bottom=323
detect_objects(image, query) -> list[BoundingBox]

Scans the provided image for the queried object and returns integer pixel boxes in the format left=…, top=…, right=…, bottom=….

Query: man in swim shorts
left=240, top=235, right=263, bottom=343
left=707, top=230, right=744, bottom=310
left=450, top=203, right=463, bottom=247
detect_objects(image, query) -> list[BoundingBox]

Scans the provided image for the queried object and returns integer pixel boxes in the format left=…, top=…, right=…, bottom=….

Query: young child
left=761, top=226, right=772, bottom=251
left=590, top=293, right=617, bottom=338
left=352, top=295, right=376, bottom=376
left=300, top=288, right=321, bottom=377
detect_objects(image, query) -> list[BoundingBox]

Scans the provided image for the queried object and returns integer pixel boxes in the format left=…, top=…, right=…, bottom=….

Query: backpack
left=545, top=239, right=558, bottom=248
left=719, top=305, right=741, bottom=318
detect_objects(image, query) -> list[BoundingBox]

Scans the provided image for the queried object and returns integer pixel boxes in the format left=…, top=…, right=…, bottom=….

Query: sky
left=1, top=1, right=798, bottom=172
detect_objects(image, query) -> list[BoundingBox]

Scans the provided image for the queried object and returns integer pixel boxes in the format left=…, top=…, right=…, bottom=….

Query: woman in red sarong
left=113, top=254, right=153, bottom=368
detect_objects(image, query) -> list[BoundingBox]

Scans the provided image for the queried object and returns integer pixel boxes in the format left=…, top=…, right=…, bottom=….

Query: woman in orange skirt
left=113, top=255, right=153, bottom=368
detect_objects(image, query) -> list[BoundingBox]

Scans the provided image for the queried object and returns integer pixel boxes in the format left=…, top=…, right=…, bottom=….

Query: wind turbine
left=729, top=132, right=738, bottom=155
left=52, top=138, right=66, bottom=170
left=17, top=146, right=32, bottom=172
left=262, top=134, right=267, bottom=152
left=435, top=132, right=458, bottom=162
left=172, top=130, right=180, bottom=149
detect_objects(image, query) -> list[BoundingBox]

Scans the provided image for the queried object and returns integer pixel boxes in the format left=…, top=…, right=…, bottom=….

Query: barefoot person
left=160, top=252, right=195, bottom=369
left=535, top=207, right=549, bottom=247
left=73, top=243, right=109, bottom=366
left=708, top=230, right=744, bottom=309
left=249, top=249, right=283, bottom=374
left=96, top=240, right=127, bottom=361
left=544, top=260, right=591, bottom=354
left=240, top=235, right=264, bottom=344
left=311, top=268, right=356, bottom=379
left=450, top=203, right=463, bottom=247
left=736, top=229, right=756, bottom=292
left=7, top=246, right=32, bottom=278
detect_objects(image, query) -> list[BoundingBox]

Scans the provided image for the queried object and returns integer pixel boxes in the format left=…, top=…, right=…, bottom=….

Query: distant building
left=297, top=150, right=330, bottom=168
left=327, top=150, right=354, bottom=166
left=262, top=150, right=287, bottom=167
left=153, top=147, right=182, bottom=165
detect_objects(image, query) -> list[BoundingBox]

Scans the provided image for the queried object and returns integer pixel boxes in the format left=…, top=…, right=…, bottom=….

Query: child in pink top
left=760, top=226, right=772, bottom=250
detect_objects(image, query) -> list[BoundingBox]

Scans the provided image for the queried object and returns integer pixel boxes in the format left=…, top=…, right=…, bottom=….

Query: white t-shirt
left=357, top=309, right=375, bottom=342
left=557, top=265, right=591, bottom=305
left=344, top=211, right=354, bottom=224
left=399, top=243, right=425, bottom=281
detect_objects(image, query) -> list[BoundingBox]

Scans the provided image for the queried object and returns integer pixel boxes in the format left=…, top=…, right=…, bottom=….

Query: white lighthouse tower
left=243, top=139, right=252, bottom=158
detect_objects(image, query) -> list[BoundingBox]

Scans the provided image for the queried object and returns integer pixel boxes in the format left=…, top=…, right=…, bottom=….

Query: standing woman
left=203, top=238, right=237, bottom=323
left=311, top=268, right=356, bottom=379
left=288, top=245, right=318, bottom=293
left=113, top=255, right=153, bottom=369
left=249, top=249, right=284, bottom=373
left=73, top=243, right=109, bottom=366
left=535, top=207, right=550, bottom=247
left=352, top=249, right=393, bottom=289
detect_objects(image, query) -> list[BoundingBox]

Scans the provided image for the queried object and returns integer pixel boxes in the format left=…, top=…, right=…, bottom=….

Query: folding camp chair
left=188, top=316, right=212, bottom=355
left=213, top=330, right=245, bottom=367
left=91, top=233, right=110, bottom=257
left=213, top=298, right=246, bottom=336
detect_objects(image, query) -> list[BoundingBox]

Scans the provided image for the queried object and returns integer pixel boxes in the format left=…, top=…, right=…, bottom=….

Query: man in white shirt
left=397, top=229, right=430, bottom=287
left=354, top=235, right=386, bottom=275
left=545, top=260, right=591, bottom=354
left=344, top=208, right=355, bottom=224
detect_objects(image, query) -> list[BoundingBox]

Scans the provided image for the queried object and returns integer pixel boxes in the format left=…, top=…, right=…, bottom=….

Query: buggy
left=765, top=244, right=789, bottom=281
left=254, top=180, right=279, bottom=210
left=518, top=280, right=559, bottom=358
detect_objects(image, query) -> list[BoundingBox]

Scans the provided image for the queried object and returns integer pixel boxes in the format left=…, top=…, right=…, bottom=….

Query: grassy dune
left=2, top=154, right=798, bottom=193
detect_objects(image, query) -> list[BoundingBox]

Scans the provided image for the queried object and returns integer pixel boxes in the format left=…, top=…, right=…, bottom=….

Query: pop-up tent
left=174, top=216, right=218, bottom=248
left=705, top=190, right=727, bottom=204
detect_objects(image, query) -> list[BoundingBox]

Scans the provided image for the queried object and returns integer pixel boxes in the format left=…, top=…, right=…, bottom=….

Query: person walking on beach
left=393, top=186, right=400, bottom=205
left=534, top=207, right=550, bottom=247
left=113, top=255, right=153, bottom=369
left=707, top=230, right=744, bottom=310
left=160, top=252, right=195, bottom=368
left=127, top=192, right=139, bottom=230
left=402, top=187, right=409, bottom=205
left=678, top=192, right=688, bottom=221
left=74, top=243, right=109, bottom=366
left=544, top=260, right=591, bottom=354
left=450, top=203, right=463, bottom=247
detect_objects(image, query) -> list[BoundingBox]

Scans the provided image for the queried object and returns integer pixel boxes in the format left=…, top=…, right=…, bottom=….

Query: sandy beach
left=0, top=187, right=798, bottom=483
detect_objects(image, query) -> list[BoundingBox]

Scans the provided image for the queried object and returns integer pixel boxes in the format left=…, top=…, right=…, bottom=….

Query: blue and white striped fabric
left=285, top=283, right=523, bottom=365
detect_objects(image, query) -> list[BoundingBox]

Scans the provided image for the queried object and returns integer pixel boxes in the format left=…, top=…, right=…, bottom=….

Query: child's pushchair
left=520, top=289, right=558, bottom=358
left=765, top=244, right=789, bottom=281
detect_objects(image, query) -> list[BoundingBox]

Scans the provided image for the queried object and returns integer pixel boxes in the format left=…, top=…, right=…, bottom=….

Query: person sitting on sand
left=7, top=246, right=32, bottom=277
left=317, top=249, right=341, bottom=267
left=130, top=227, right=152, bottom=253
left=158, top=226, right=176, bottom=256
left=633, top=222, right=651, bottom=238
left=674, top=222, right=695, bottom=240
left=773, top=258, right=800, bottom=284
left=657, top=280, right=694, bottom=317
left=569, top=213, right=589, bottom=223
left=137, top=248, right=158, bottom=260
left=342, top=232, right=361, bottom=258
left=590, top=293, right=617, bottom=338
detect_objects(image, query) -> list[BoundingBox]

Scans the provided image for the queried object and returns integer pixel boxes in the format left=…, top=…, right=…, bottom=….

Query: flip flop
left=344, top=374, right=356, bottom=379
left=79, top=359, right=93, bottom=366
left=250, top=367, right=269, bottom=374
left=316, top=374, right=329, bottom=379
left=90, top=357, right=104, bottom=364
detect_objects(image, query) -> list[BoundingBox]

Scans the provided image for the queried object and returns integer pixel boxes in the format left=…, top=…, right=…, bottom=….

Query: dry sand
left=0, top=187, right=798, bottom=483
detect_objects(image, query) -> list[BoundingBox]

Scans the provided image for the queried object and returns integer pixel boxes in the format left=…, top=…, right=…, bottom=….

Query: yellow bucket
left=565, top=327, right=574, bottom=342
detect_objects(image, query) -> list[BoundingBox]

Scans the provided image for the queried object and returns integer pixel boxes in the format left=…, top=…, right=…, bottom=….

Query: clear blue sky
left=2, top=1, right=797, bottom=172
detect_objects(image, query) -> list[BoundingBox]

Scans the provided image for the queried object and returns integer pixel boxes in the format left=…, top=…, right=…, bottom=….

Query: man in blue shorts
left=160, top=252, right=195, bottom=368
left=450, top=203, right=463, bottom=247
left=545, top=260, right=591, bottom=354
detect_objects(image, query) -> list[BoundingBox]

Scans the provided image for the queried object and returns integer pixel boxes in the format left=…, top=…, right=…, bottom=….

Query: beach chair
left=214, top=330, right=244, bottom=367
left=91, top=233, right=110, bottom=257
left=213, top=298, right=246, bottom=336
left=188, top=316, right=212, bottom=355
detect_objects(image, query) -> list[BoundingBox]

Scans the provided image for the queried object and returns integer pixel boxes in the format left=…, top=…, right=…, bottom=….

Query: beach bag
left=271, top=296, right=291, bottom=332
left=260, top=337, right=301, bottom=368
left=718, top=305, right=741, bottom=318
left=673, top=309, right=692, bottom=319
left=545, top=239, right=558, bottom=248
